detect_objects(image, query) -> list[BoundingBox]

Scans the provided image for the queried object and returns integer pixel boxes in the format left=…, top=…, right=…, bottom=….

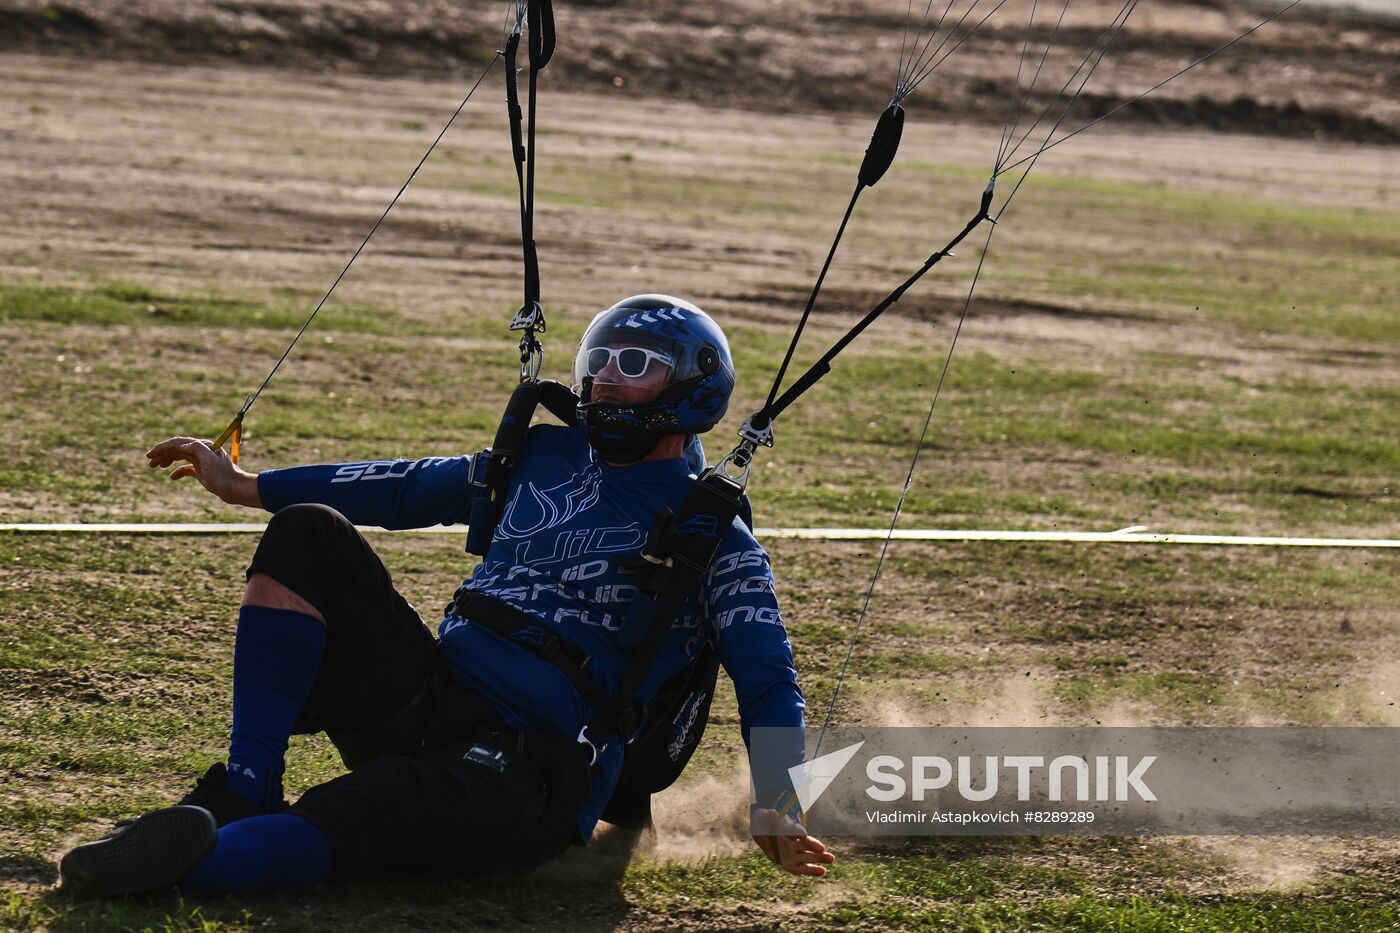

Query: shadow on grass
left=0, top=855, right=57, bottom=886
left=29, top=824, right=648, bottom=933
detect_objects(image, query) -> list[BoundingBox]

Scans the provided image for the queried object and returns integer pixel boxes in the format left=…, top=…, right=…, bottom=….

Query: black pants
left=245, top=503, right=591, bottom=882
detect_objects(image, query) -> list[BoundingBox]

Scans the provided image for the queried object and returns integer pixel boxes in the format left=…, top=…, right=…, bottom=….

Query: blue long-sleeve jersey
left=258, top=423, right=805, bottom=841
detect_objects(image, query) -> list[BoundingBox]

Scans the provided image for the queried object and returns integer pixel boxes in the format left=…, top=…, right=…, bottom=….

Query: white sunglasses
left=585, top=346, right=674, bottom=379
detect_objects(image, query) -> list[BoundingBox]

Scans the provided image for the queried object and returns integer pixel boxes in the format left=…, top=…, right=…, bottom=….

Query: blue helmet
left=573, top=295, right=735, bottom=461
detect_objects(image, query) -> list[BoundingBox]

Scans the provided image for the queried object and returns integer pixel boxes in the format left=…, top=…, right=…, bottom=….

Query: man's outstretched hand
left=752, top=809, right=836, bottom=877
left=145, top=437, right=261, bottom=508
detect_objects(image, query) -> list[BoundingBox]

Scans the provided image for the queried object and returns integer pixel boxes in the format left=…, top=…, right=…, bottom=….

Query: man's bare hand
left=751, top=808, right=836, bottom=877
left=145, top=437, right=261, bottom=508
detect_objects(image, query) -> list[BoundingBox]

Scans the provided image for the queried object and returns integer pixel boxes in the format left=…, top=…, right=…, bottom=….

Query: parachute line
left=814, top=222, right=999, bottom=760
left=997, top=0, right=1043, bottom=166
left=905, top=0, right=983, bottom=91
left=898, top=0, right=961, bottom=100
left=897, top=0, right=935, bottom=97
left=997, top=0, right=1141, bottom=218
left=239, top=52, right=501, bottom=418
left=997, top=0, right=1307, bottom=177
left=996, top=0, right=1073, bottom=171
left=904, top=0, right=1015, bottom=98
left=807, top=0, right=1308, bottom=758
left=999, top=0, right=1140, bottom=174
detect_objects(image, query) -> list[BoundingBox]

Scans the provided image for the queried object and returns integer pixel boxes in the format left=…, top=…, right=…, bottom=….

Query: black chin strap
left=576, top=377, right=666, bottom=463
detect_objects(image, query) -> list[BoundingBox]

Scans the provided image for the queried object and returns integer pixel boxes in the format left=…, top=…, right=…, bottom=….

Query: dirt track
left=3, top=0, right=1396, bottom=337
left=1, top=47, right=1391, bottom=312
left=2, top=0, right=1398, bottom=142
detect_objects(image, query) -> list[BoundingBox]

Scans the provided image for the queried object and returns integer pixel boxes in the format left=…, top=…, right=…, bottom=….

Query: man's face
left=587, top=343, right=673, bottom=405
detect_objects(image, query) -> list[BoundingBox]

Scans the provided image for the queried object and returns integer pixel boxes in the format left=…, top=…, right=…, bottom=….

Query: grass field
left=1, top=30, right=1398, bottom=933
left=5, top=535, right=1400, bottom=931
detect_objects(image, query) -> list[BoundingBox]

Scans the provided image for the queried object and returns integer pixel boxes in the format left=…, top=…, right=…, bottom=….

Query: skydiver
left=58, top=295, right=833, bottom=896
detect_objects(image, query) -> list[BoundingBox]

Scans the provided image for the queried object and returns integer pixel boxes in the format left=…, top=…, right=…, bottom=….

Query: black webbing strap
left=763, top=102, right=905, bottom=417
left=503, top=30, right=538, bottom=321
left=580, top=467, right=747, bottom=761
left=523, top=0, right=553, bottom=320
left=465, top=379, right=578, bottom=555
left=504, top=0, right=555, bottom=332
left=754, top=186, right=995, bottom=430
left=452, top=589, right=601, bottom=707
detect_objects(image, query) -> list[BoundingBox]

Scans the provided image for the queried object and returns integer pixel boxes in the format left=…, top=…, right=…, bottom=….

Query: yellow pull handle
left=212, top=412, right=245, bottom=466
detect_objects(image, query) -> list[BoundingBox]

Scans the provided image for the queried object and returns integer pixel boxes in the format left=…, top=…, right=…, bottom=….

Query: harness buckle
left=576, top=725, right=607, bottom=767
left=512, top=303, right=546, bottom=382
left=510, top=300, right=547, bottom=334
left=716, top=413, right=775, bottom=485
left=717, top=444, right=756, bottom=486
left=466, top=447, right=493, bottom=489
left=518, top=333, right=544, bottom=382
left=737, top=413, right=774, bottom=450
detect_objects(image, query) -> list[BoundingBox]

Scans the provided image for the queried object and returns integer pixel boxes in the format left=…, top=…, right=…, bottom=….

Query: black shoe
left=177, top=763, right=280, bottom=826
left=59, top=805, right=217, bottom=898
